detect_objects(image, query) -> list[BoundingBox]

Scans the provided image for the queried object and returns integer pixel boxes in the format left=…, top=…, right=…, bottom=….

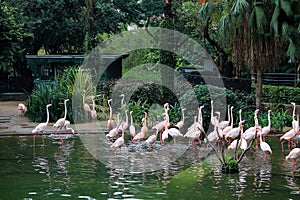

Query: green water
left=0, top=135, right=299, bottom=199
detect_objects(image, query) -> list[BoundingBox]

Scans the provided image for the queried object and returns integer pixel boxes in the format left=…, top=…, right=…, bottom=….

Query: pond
left=0, top=134, right=299, bottom=200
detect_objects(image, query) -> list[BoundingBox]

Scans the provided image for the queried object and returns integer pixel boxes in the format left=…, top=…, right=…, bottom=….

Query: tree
left=0, top=1, right=30, bottom=77
left=199, top=0, right=300, bottom=108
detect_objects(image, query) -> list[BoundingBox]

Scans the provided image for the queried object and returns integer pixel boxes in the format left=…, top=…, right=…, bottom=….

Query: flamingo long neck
left=83, top=92, right=86, bottom=105
left=293, top=103, right=296, bottom=121
left=63, top=100, right=68, bottom=120
left=211, top=101, right=214, bottom=123
left=46, top=105, right=50, bottom=125
left=227, top=105, right=230, bottom=123
left=109, top=101, right=112, bottom=119
left=254, top=112, right=259, bottom=127
left=182, top=109, right=185, bottom=123
left=268, top=111, right=271, bottom=128
left=92, top=98, right=95, bottom=110
left=230, top=108, right=234, bottom=127
left=239, top=109, right=241, bottom=123
left=193, top=116, right=197, bottom=131
left=130, top=112, right=133, bottom=126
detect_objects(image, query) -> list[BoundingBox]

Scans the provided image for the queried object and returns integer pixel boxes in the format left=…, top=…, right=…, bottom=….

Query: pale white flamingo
left=259, top=126, right=272, bottom=160
left=206, top=112, right=220, bottom=145
left=118, top=110, right=129, bottom=132
left=280, top=128, right=298, bottom=152
left=111, top=126, right=125, bottom=149
left=53, top=99, right=69, bottom=134
left=151, top=103, right=170, bottom=133
left=210, top=100, right=217, bottom=126
left=141, top=112, right=148, bottom=135
left=220, top=106, right=234, bottom=138
left=129, top=111, right=136, bottom=138
left=243, top=109, right=261, bottom=146
left=107, top=99, right=114, bottom=130
left=227, top=121, right=247, bottom=159
left=184, top=116, right=201, bottom=147
left=91, top=96, right=97, bottom=122
left=219, top=105, right=230, bottom=130
left=18, top=103, right=27, bottom=116
left=225, top=120, right=246, bottom=141
left=132, top=117, right=147, bottom=142
left=291, top=102, right=299, bottom=133
left=285, top=147, right=300, bottom=168
left=258, top=110, right=272, bottom=141
left=63, top=120, right=75, bottom=134
left=82, top=90, right=91, bottom=122
left=106, top=113, right=120, bottom=141
left=175, top=108, right=186, bottom=130
left=168, top=127, right=183, bottom=147
left=32, top=104, right=52, bottom=146
left=145, top=132, right=159, bottom=151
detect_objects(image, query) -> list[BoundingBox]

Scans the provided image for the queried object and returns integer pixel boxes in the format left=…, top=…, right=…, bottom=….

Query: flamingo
left=152, top=103, right=170, bottom=141
left=280, top=128, right=298, bottom=152
left=210, top=100, right=217, bottom=126
left=206, top=112, right=220, bottom=145
left=118, top=110, right=129, bottom=132
left=219, top=105, right=230, bottom=130
left=141, top=112, right=148, bottom=135
left=184, top=116, right=201, bottom=147
left=145, top=132, right=159, bottom=151
left=227, top=120, right=247, bottom=159
left=291, top=102, right=299, bottom=133
left=285, top=147, right=300, bottom=168
left=106, top=113, right=120, bottom=141
left=32, top=104, right=52, bottom=146
left=129, top=111, right=136, bottom=138
left=53, top=99, right=69, bottom=134
left=258, top=110, right=272, bottom=141
left=82, top=90, right=91, bottom=122
left=168, top=127, right=183, bottom=147
left=111, top=126, right=125, bottom=149
left=107, top=99, right=114, bottom=130
left=18, top=103, right=27, bottom=116
left=132, top=117, right=147, bottom=142
left=175, top=108, right=186, bottom=130
left=243, top=109, right=261, bottom=146
left=225, top=120, right=246, bottom=142
left=259, top=126, right=272, bottom=160
left=63, top=120, right=75, bottom=134
left=91, top=96, right=97, bottom=122
left=220, top=106, right=234, bottom=138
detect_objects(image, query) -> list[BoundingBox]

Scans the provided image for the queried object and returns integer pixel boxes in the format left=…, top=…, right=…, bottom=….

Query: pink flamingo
left=18, top=103, right=27, bottom=116
left=258, top=110, right=272, bottom=141
left=285, top=147, right=300, bottom=168
left=175, top=108, right=186, bottom=130
left=111, top=126, right=125, bottom=149
left=53, top=99, right=69, bottom=134
left=32, top=104, right=52, bottom=146
left=107, top=99, right=114, bottom=130
left=132, top=117, right=147, bottom=142
left=219, top=105, right=231, bottom=130
left=184, top=116, right=201, bottom=147
left=259, top=126, right=272, bottom=160
left=106, top=113, right=120, bottom=141
left=129, top=111, right=136, bottom=138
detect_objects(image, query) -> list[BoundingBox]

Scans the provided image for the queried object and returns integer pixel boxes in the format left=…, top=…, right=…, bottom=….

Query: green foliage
left=25, top=67, right=95, bottom=123
left=261, top=84, right=300, bottom=105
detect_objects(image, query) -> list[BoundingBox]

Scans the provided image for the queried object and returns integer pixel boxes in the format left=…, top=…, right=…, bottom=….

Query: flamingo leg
left=173, top=137, right=176, bottom=148
left=281, top=141, right=285, bottom=153
left=42, top=134, right=45, bottom=146
left=33, top=134, right=36, bottom=146
left=292, top=159, right=296, bottom=168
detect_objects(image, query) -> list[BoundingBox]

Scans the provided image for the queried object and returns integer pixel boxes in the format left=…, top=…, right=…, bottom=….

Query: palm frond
left=249, top=2, right=267, bottom=33
left=279, top=0, right=292, bottom=16
left=230, top=0, right=249, bottom=17
left=270, top=7, right=280, bottom=36
left=286, top=38, right=296, bottom=61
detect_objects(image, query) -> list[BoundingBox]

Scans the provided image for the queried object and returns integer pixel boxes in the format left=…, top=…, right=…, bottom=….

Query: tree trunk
left=256, top=67, right=262, bottom=109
